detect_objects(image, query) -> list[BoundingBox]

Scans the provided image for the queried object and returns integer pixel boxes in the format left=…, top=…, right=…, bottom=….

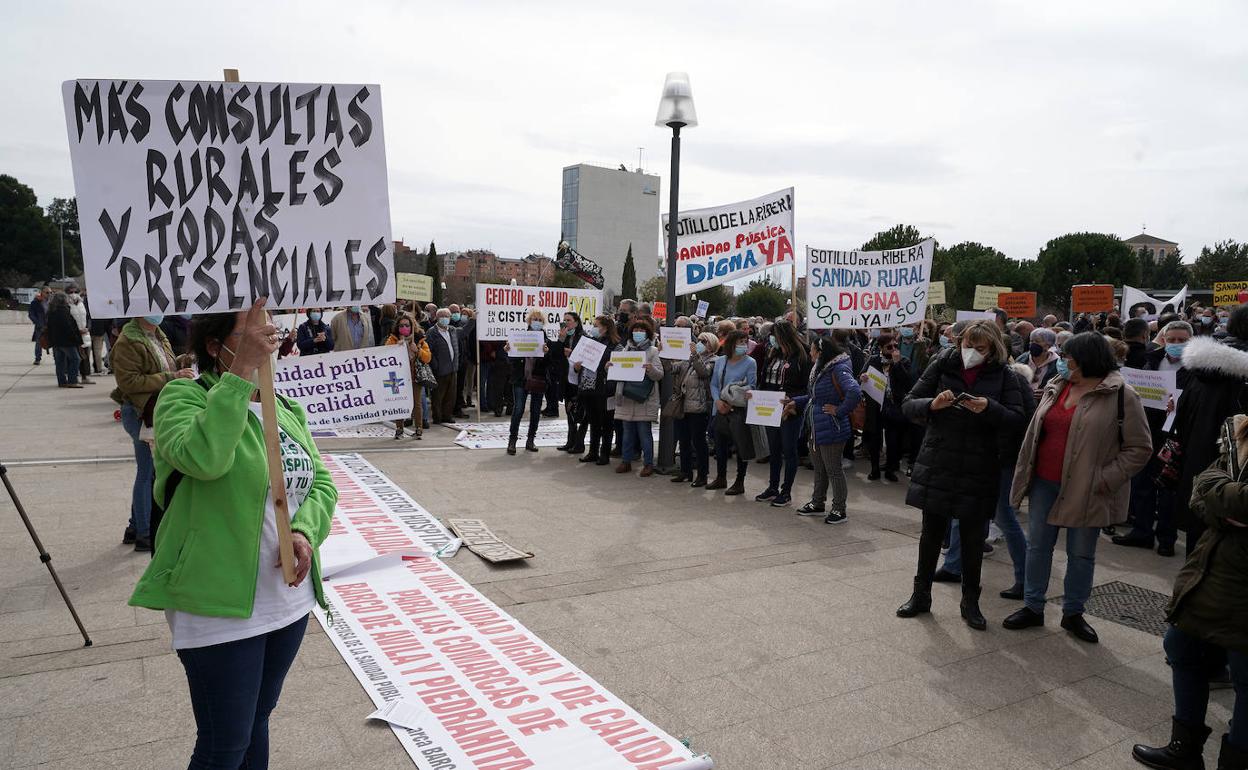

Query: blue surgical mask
left=938, top=336, right=952, bottom=349
left=350, top=306, right=362, bottom=314
left=452, top=313, right=462, bottom=322
left=768, top=334, right=777, bottom=348
left=734, top=344, right=749, bottom=357
left=530, top=320, right=544, bottom=331
left=695, top=342, right=707, bottom=355
left=1165, top=343, right=1186, bottom=359
left=143, top=314, right=164, bottom=326
left=632, top=331, right=647, bottom=344
left=438, top=317, right=450, bottom=328
left=1055, top=358, right=1070, bottom=378
left=586, top=326, right=600, bottom=338
left=308, top=311, right=322, bottom=322
left=1200, top=316, right=1213, bottom=325
left=900, top=327, right=915, bottom=339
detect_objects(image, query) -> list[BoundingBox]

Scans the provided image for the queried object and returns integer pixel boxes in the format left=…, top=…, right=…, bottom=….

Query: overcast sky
left=4, top=0, right=1246, bottom=269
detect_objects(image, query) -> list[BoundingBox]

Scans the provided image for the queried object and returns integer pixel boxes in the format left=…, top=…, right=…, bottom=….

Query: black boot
left=525, top=436, right=538, bottom=452
left=1131, top=718, right=1212, bottom=770
left=1218, top=734, right=1248, bottom=770
left=961, top=586, right=986, bottom=631
left=507, top=436, right=518, bottom=456
left=897, top=577, right=932, bottom=617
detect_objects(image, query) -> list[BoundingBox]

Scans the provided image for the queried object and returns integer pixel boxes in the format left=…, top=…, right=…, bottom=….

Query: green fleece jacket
left=129, top=371, right=337, bottom=617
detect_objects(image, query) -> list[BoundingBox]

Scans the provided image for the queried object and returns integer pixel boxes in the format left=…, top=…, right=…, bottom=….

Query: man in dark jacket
left=1122, top=317, right=1152, bottom=369
left=296, top=310, right=334, bottom=355
left=455, top=312, right=477, bottom=416
left=27, top=288, right=48, bottom=365
left=426, top=308, right=460, bottom=424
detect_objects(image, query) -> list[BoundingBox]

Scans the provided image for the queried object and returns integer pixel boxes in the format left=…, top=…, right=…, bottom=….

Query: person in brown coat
left=1003, top=332, right=1152, bottom=643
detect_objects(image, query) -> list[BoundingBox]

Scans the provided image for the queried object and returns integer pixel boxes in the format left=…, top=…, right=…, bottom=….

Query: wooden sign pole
left=225, top=68, right=298, bottom=585
left=790, top=260, right=798, bottom=320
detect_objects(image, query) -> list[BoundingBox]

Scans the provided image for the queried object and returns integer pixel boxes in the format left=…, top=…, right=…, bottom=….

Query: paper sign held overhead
left=955, top=309, right=995, bottom=324
left=806, top=240, right=935, bottom=330
left=695, top=299, right=709, bottom=317
left=505, top=329, right=545, bottom=358
left=861, top=366, right=888, bottom=406
left=1213, top=281, right=1248, bottom=306
left=62, top=79, right=394, bottom=318
left=927, top=281, right=946, bottom=305
left=659, top=326, right=692, bottom=360
left=973, top=285, right=1012, bottom=311
left=1071, top=284, right=1116, bottom=313
left=653, top=301, right=668, bottom=321
left=395, top=272, right=432, bottom=302
left=997, top=291, right=1037, bottom=319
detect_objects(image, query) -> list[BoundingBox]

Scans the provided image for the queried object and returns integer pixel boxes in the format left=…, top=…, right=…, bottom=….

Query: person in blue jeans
left=612, top=319, right=664, bottom=476
left=754, top=320, right=811, bottom=507
left=27, top=287, right=47, bottom=365
left=708, top=330, right=759, bottom=495
left=1131, top=457, right=1248, bottom=769
left=504, top=309, right=554, bottom=455
left=1003, top=333, right=1152, bottom=643
left=935, top=361, right=1036, bottom=598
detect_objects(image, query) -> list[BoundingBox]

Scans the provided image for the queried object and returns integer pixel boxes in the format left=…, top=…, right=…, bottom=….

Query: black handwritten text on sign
left=61, top=80, right=394, bottom=318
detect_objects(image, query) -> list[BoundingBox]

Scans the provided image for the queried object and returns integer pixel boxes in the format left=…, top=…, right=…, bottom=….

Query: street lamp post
left=656, top=72, right=697, bottom=329
left=59, top=224, right=65, bottom=280
left=654, top=73, right=697, bottom=476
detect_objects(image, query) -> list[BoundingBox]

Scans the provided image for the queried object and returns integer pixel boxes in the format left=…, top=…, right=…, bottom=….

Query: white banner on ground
left=1121, top=367, right=1179, bottom=410
left=569, top=337, right=607, bottom=371
left=275, top=343, right=413, bottom=427
left=806, top=240, right=936, bottom=330
left=1121, top=285, right=1189, bottom=320
left=862, top=366, right=888, bottom=406
left=476, top=285, right=604, bottom=341
left=317, top=453, right=455, bottom=576
left=658, top=327, right=692, bottom=360
left=62, top=79, right=393, bottom=318
left=451, top=422, right=657, bottom=450
left=314, top=552, right=707, bottom=770
left=745, top=390, right=784, bottom=427
left=664, top=187, right=794, bottom=295
left=311, top=423, right=414, bottom=439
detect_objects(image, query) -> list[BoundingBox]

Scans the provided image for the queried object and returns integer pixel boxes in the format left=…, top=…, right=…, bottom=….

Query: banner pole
left=476, top=338, right=482, bottom=423
left=791, top=260, right=798, bottom=320
left=226, top=67, right=297, bottom=586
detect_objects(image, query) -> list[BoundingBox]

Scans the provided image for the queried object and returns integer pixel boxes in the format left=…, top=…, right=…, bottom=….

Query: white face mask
left=961, top=347, right=986, bottom=369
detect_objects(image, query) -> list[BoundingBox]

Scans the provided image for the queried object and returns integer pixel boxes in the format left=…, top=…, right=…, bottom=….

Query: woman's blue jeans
left=53, top=346, right=79, bottom=385
left=509, top=387, right=542, bottom=440
left=943, top=467, right=1027, bottom=585
left=119, top=401, right=153, bottom=538
left=177, top=616, right=308, bottom=769
left=766, top=416, right=802, bottom=494
left=1165, top=624, right=1248, bottom=748
left=621, top=420, right=654, bottom=466
left=1023, top=478, right=1099, bottom=615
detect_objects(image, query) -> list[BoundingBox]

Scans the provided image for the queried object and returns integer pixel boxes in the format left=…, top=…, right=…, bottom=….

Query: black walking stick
left=0, top=463, right=92, bottom=647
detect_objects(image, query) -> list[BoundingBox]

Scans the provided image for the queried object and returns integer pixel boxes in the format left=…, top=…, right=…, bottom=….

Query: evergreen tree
left=1151, top=247, right=1192, bottom=290
left=620, top=243, right=637, bottom=300
left=1192, top=240, right=1248, bottom=288
left=425, top=241, right=443, bottom=306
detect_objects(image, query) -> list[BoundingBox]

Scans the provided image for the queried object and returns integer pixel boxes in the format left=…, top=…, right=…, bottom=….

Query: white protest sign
left=569, top=336, right=607, bottom=371
left=695, top=299, right=709, bottom=317
left=862, top=366, right=888, bottom=406
left=506, top=329, right=545, bottom=358
left=806, top=240, right=936, bottom=330
left=745, top=389, right=784, bottom=427
left=973, top=284, right=1012, bottom=310
left=274, top=343, right=412, bottom=427
left=928, top=281, right=946, bottom=305
left=1122, top=285, right=1188, bottom=320
left=955, top=310, right=996, bottom=324
left=659, top=326, right=692, bottom=360
left=475, top=284, right=603, bottom=341
left=607, top=351, right=646, bottom=381
left=1121, top=367, right=1179, bottom=410
left=663, top=187, right=795, bottom=294
left=62, top=79, right=394, bottom=318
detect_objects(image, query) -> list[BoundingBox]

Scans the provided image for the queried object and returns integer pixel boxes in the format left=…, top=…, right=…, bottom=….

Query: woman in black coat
left=575, top=315, right=622, bottom=466
left=556, top=312, right=586, bottom=454
left=896, top=320, right=1027, bottom=630
left=861, top=332, right=913, bottom=482
left=504, top=309, right=558, bottom=455
left=45, top=292, right=85, bottom=388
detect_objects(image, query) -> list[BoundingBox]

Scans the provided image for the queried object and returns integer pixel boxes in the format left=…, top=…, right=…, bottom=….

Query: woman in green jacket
left=130, top=299, right=337, bottom=769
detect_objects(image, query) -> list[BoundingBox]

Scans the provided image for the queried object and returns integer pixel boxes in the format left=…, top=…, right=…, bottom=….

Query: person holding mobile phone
left=896, top=320, right=1027, bottom=631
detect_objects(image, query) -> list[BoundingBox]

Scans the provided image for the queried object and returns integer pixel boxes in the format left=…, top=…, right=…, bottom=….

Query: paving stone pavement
left=0, top=323, right=1234, bottom=769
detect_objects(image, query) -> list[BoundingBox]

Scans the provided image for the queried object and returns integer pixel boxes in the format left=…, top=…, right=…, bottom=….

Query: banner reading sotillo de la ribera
left=806, top=240, right=936, bottom=329
left=275, top=343, right=413, bottom=427
left=62, top=79, right=394, bottom=318
left=663, top=188, right=794, bottom=294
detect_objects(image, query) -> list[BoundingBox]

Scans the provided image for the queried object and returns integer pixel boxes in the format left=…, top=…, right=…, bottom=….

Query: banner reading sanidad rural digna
left=662, top=187, right=794, bottom=294
left=806, top=240, right=936, bottom=330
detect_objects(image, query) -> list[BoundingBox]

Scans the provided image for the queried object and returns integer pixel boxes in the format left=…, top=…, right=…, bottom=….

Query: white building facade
left=561, top=163, right=660, bottom=299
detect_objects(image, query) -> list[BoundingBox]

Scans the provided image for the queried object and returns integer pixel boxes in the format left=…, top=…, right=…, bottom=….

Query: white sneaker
left=987, top=521, right=1004, bottom=544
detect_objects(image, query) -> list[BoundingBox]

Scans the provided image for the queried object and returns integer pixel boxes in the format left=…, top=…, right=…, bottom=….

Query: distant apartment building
left=561, top=163, right=661, bottom=299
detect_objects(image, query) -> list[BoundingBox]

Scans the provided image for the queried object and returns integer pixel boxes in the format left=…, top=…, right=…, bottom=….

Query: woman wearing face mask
left=574, top=315, right=621, bottom=465
left=1193, top=308, right=1218, bottom=336
left=110, top=312, right=197, bottom=551
left=130, top=299, right=336, bottom=769
left=1003, top=332, right=1151, bottom=644
left=385, top=314, right=430, bottom=440
left=897, top=323, right=931, bottom=377
left=861, top=332, right=914, bottom=482
left=556, top=312, right=586, bottom=455
left=611, top=320, right=664, bottom=476
left=897, top=320, right=1026, bottom=630
left=504, top=309, right=554, bottom=455
left=707, top=330, right=758, bottom=495
left=668, top=332, right=718, bottom=486
left=792, top=334, right=861, bottom=523
left=1016, top=327, right=1059, bottom=397
left=754, top=320, right=812, bottom=507
left=296, top=309, right=334, bottom=355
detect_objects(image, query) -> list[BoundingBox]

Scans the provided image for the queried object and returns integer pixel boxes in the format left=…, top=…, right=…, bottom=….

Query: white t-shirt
left=166, top=404, right=316, bottom=649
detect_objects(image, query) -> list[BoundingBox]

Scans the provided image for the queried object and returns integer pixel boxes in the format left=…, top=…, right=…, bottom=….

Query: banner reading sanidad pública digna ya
left=663, top=187, right=794, bottom=295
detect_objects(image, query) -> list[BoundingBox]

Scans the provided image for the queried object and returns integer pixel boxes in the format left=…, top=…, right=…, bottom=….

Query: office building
left=561, top=163, right=660, bottom=298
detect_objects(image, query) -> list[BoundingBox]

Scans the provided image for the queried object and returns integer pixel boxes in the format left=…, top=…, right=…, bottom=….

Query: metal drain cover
left=1049, top=580, right=1171, bottom=637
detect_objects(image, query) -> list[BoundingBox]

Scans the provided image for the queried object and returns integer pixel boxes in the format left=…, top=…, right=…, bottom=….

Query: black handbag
left=622, top=377, right=654, bottom=403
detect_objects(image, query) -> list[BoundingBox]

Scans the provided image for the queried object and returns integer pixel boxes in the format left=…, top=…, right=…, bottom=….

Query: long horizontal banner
left=312, top=455, right=710, bottom=769
left=476, top=284, right=603, bottom=342
left=806, top=239, right=935, bottom=329
left=276, top=343, right=413, bottom=427
left=664, top=187, right=794, bottom=295
left=62, top=79, right=394, bottom=318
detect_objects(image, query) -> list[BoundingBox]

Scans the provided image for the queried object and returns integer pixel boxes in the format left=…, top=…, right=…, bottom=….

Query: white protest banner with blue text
left=663, top=187, right=794, bottom=294
left=806, top=240, right=935, bottom=330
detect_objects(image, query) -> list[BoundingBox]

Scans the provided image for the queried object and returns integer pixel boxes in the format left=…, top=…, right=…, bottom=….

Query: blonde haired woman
left=504, top=309, right=554, bottom=455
